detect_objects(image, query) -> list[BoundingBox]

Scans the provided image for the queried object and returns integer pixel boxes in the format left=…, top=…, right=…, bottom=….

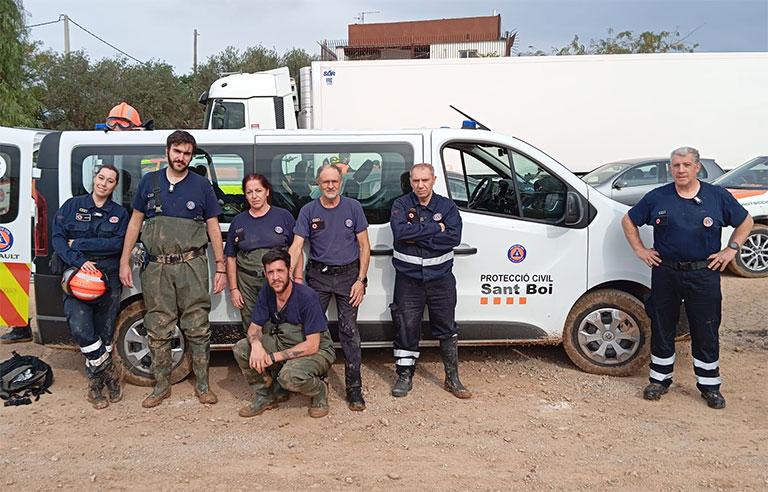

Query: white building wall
left=429, top=40, right=506, bottom=59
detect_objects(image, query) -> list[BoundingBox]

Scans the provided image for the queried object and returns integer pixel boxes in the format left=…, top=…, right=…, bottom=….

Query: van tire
left=727, top=224, right=768, bottom=278
left=563, top=289, right=650, bottom=376
left=113, top=299, right=192, bottom=387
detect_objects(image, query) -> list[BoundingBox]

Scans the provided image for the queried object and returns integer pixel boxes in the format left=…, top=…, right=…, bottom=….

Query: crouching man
left=232, top=248, right=336, bottom=418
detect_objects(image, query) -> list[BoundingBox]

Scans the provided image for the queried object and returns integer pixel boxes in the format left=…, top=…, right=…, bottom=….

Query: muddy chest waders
left=235, top=248, right=271, bottom=331
left=139, top=173, right=213, bottom=402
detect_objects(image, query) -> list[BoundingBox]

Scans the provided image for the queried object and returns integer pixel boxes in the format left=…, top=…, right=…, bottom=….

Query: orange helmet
left=106, top=102, right=142, bottom=130
left=61, top=267, right=107, bottom=301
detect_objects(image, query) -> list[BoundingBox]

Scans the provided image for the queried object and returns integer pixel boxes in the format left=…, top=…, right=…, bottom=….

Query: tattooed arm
left=264, top=332, right=321, bottom=367
left=246, top=322, right=269, bottom=373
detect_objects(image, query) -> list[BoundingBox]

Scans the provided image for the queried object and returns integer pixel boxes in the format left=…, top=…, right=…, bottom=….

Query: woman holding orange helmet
left=52, top=165, right=129, bottom=409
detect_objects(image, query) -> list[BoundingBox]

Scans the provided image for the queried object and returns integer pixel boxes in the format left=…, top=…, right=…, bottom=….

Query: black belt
left=237, top=265, right=265, bottom=278
left=307, top=259, right=359, bottom=274
left=662, top=259, right=710, bottom=271
left=148, top=246, right=206, bottom=265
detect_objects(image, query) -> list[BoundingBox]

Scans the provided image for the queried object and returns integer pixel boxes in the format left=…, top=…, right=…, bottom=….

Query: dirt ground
left=1, top=273, right=766, bottom=492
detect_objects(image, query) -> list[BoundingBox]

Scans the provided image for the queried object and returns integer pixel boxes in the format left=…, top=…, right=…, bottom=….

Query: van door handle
left=370, top=248, right=393, bottom=256
left=454, top=246, right=477, bottom=255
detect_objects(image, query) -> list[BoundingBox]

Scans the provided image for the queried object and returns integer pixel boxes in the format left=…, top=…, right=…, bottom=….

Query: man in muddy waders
left=232, top=248, right=336, bottom=418
left=119, top=130, right=226, bottom=408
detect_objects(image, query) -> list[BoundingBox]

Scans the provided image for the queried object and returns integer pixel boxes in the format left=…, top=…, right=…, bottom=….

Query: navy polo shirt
left=628, top=181, right=748, bottom=262
left=390, top=191, right=462, bottom=281
left=250, top=282, right=329, bottom=336
left=294, top=196, right=368, bottom=266
left=132, top=170, right=221, bottom=220
left=53, top=194, right=129, bottom=271
left=225, top=206, right=296, bottom=256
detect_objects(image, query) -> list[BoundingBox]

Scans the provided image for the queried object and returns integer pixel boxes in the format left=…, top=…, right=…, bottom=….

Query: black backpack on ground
left=0, top=351, right=54, bottom=406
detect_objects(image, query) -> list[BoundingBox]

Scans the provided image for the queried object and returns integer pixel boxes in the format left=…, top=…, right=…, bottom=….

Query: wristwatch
left=728, top=241, right=740, bottom=251
left=357, top=276, right=368, bottom=285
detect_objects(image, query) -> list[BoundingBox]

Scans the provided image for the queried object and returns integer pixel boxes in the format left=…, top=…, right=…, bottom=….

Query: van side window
left=71, top=145, right=252, bottom=223
left=442, top=142, right=568, bottom=223
left=0, top=146, right=21, bottom=223
left=256, top=144, right=412, bottom=224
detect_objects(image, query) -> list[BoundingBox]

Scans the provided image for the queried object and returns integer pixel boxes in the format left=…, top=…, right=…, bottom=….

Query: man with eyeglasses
left=232, top=248, right=336, bottom=418
left=288, top=163, right=370, bottom=411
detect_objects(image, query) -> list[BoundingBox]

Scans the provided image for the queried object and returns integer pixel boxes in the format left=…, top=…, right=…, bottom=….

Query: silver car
left=582, top=157, right=725, bottom=206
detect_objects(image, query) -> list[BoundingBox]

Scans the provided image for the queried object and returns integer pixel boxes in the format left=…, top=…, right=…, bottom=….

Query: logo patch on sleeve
left=109, top=216, right=119, bottom=223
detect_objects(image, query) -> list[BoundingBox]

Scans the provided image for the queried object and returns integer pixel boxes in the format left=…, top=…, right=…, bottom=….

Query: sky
left=22, top=0, right=768, bottom=74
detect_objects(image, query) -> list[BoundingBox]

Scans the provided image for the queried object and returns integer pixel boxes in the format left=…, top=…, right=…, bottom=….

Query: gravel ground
left=1, top=273, right=766, bottom=491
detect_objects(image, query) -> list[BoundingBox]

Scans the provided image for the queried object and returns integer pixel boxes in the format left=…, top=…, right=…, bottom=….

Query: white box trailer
left=299, top=53, right=768, bottom=173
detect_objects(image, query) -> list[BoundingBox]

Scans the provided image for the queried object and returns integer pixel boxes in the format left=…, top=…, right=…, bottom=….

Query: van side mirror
left=198, top=91, right=209, bottom=105
left=565, top=192, right=584, bottom=225
left=613, top=180, right=628, bottom=189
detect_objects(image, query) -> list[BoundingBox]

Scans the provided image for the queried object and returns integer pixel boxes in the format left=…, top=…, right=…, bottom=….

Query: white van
left=0, top=127, right=49, bottom=334
left=33, top=128, right=653, bottom=385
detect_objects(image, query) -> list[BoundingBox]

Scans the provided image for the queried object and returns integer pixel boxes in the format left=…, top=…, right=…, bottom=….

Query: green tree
left=0, top=0, right=37, bottom=126
left=522, top=28, right=698, bottom=56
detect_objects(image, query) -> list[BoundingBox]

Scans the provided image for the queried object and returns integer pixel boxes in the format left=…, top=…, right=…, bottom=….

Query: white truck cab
left=199, top=67, right=298, bottom=130
left=33, top=127, right=653, bottom=385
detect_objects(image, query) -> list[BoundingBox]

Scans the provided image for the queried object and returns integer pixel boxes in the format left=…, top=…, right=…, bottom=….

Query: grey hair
left=409, top=163, right=435, bottom=177
left=315, top=163, right=343, bottom=180
left=670, top=146, right=700, bottom=164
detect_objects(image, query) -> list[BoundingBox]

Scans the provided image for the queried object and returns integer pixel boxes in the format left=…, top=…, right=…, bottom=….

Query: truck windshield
left=208, top=100, right=246, bottom=129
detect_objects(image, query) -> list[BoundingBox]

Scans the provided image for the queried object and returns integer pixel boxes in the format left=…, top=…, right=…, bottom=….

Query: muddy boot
left=142, top=345, right=172, bottom=408
left=87, top=376, right=109, bottom=410
left=308, top=379, right=329, bottom=418
left=391, top=372, right=413, bottom=398
left=101, top=361, right=123, bottom=403
left=273, top=378, right=290, bottom=403
left=1, top=326, right=33, bottom=344
left=439, top=336, right=472, bottom=399
left=346, top=386, right=366, bottom=411
left=190, top=342, right=217, bottom=404
left=239, top=385, right=278, bottom=417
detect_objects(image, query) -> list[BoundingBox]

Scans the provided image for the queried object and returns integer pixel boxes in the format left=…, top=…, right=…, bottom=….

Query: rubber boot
left=307, top=379, right=329, bottom=418
left=101, top=360, right=123, bottom=403
left=190, top=342, right=218, bottom=404
left=87, top=375, right=109, bottom=409
left=273, top=377, right=290, bottom=403
left=238, top=375, right=278, bottom=417
left=142, top=343, right=172, bottom=408
left=439, top=336, right=472, bottom=399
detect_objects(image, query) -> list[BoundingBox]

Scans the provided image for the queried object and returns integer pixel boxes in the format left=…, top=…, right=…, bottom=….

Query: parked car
left=712, top=156, right=768, bottom=277
left=582, top=157, right=725, bottom=206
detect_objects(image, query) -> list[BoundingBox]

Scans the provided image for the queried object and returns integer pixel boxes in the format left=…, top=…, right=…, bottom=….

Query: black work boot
left=391, top=372, right=413, bottom=397
left=346, top=386, right=366, bottom=411
left=87, top=376, right=108, bottom=409
left=101, top=361, right=123, bottom=403
left=643, top=382, right=669, bottom=401
left=1, top=326, right=33, bottom=344
left=701, top=389, right=726, bottom=409
left=440, top=336, right=472, bottom=399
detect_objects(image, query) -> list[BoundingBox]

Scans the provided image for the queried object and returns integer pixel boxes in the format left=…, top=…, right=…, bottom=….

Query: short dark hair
left=262, top=248, right=291, bottom=269
left=166, top=130, right=197, bottom=153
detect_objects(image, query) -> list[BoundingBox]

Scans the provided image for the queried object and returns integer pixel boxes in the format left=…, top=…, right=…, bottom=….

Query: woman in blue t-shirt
left=225, top=174, right=296, bottom=331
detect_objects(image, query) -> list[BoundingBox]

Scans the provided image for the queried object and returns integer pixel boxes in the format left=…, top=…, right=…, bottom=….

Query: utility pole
left=193, top=29, right=199, bottom=77
left=62, top=14, right=70, bottom=56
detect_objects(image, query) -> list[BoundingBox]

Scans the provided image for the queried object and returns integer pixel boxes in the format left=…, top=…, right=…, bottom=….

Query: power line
left=25, top=14, right=145, bottom=64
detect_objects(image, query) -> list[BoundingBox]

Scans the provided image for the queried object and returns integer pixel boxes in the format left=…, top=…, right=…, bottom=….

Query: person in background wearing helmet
left=106, top=102, right=154, bottom=131
left=119, top=130, right=226, bottom=408
left=52, top=165, right=128, bottom=409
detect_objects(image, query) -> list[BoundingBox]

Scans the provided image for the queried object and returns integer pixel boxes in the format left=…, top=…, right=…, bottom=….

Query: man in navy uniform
left=622, top=146, right=752, bottom=409
left=389, top=163, right=472, bottom=399
left=288, top=163, right=370, bottom=411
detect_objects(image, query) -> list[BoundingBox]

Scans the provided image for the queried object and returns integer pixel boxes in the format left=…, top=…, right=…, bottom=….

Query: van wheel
left=563, top=290, right=650, bottom=376
left=113, top=299, right=192, bottom=387
left=727, top=224, right=768, bottom=278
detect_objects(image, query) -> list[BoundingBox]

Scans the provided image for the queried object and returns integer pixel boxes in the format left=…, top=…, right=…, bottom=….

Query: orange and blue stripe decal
left=0, top=262, right=31, bottom=327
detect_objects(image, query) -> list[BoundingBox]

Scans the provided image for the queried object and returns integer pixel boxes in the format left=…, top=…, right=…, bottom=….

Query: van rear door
left=0, top=128, right=36, bottom=330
